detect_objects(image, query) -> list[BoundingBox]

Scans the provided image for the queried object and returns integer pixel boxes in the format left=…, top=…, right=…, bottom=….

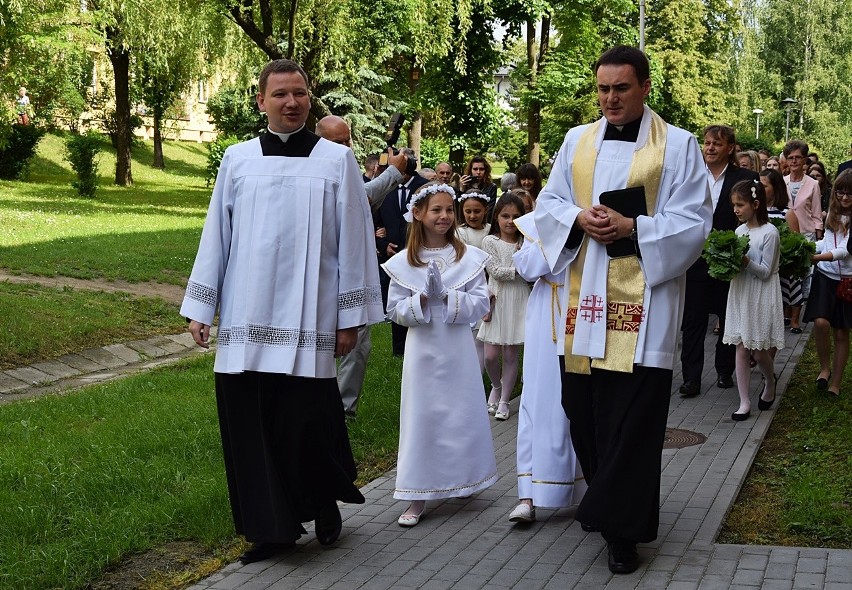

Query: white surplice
left=533, top=106, right=712, bottom=370
left=382, top=244, right=498, bottom=499
left=513, top=214, right=586, bottom=507
left=180, top=137, right=384, bottom=378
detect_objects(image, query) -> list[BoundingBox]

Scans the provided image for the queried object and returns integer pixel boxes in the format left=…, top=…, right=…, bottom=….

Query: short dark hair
left=364, top=154, right=379, bottom=168
left=594, top=45, right=650, bottom=83
left=258, top=59, right=310, bottom=94
left=782, top=139, right=808, bottom=158
left=703, top=125, right=736, bottom=165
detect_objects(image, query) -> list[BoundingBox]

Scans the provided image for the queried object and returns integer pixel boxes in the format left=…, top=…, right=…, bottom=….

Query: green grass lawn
left=719, top=341, right=852, bottom=548
left=0, top=322, right=403, bottom=590
left=0, top=134, right=208, bottom=284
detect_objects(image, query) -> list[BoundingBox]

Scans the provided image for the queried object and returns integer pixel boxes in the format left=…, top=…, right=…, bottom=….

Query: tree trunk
left=449, top=147, right=466, bottom=173
left=108, top=42, right=133, bottom=186
left=408, top=114, right=422, bottom=166
left=153, top=108, right=164, bottom=170
left=526, top=19, right=540, bottom=167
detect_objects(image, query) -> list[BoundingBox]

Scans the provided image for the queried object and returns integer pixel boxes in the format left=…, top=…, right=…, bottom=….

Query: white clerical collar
left=267, top=124, right=305, bottom=142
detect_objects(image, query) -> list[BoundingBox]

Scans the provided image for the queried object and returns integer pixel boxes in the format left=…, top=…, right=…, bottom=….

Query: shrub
left=0, top=124, right=45, bottom=180
left=65, top=132, right=104, bottom=197
left=419, top=137, right=451, bottom=170
left=206, top=135, right=240, bottom=187
left=206, top=85, right=265, bottom=140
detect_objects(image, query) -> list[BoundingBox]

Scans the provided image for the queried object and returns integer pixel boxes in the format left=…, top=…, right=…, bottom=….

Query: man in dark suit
left=374, top=152, right=427, bottom=355
left=680, top=125, right=759, bottom=397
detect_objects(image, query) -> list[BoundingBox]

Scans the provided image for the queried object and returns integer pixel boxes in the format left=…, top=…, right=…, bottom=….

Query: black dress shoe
left=731, top=410, right=751, bottom=421
left=239, top=541, right=292, bottom=564
left=816, top=375, right=829, bottom=390
left=758, top=375, right=777, bottom=411
left=607, top=541, right=639, bottom=574
left=717, top=374, right=733, bottom=389
left=580, top=522, right=599, bottom=532
left=315, top=502, right=342, bottom=545
left=679, top=380, right=700, bottom=397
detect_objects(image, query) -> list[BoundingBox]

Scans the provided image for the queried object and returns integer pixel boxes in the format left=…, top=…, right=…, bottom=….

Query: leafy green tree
left=644, top=0, right=740, bottom=132
left=0, top=1, right=95, bottom=127
left=417, top=4, right=505, bottom=168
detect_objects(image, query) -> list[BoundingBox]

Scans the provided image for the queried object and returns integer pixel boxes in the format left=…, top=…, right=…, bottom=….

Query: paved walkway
left=3, top=324, right=850, bottom=589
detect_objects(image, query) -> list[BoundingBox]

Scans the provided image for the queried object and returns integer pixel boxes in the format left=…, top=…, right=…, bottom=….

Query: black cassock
left=215, top=129, right=364, bottom=544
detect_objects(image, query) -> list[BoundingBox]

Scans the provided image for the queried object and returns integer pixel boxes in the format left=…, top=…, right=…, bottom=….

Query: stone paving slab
left=78, top=346, right=130, bottom=369
left=0, top=372, right=28, bottom=394
left=56, top=353, right=104, bottom=373
left=30, top=359, right=82, bottom=379
left=103, top=343, right=144, bottom=363
left=4, top=365, right=52, bottom=385
left=124, top=339, right=170, bottom=358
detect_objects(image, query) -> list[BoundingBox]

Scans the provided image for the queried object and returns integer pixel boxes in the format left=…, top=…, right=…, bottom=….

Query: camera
left=378, top=113, right=418, bottom=176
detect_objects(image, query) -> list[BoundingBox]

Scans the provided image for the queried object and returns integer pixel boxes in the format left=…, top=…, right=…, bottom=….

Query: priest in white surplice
left=534, top=46, right=711, bottom=575
left=180, top=60, right=383, bottom=565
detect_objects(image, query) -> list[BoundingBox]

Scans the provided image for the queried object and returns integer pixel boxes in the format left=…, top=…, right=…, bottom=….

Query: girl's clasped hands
left=422, top=259, right=447, bottom=301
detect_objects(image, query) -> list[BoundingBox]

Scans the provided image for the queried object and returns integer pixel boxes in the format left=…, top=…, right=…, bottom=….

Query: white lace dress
left=477, top=235, right=531, bottom=345
left=723, top=223, right=786, bottom=351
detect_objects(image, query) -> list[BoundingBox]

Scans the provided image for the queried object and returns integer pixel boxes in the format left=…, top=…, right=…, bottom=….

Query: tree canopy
left=5, top=0, right=852, bottom=172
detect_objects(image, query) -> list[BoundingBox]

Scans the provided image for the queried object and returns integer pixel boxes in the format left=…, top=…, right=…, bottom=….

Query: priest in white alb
left=180, top=60, right=383, bottom=565
left=533, top=46, right=711, bottom=575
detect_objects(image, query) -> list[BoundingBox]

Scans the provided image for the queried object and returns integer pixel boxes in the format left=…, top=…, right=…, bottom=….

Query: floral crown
left=458, top=191, right=488, bottom=203
left=403, top=183, right=457, bottom=222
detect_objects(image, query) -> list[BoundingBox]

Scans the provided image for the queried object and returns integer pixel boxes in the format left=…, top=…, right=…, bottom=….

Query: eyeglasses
left=837, top=191, right=852, bottom=199
left=786, top=155, right=805, bottom=161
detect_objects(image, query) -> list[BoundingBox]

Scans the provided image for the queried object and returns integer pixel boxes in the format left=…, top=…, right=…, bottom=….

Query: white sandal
left=397, top=503, right=425, bottom=527
left=495, top=402, right=510, bottom=420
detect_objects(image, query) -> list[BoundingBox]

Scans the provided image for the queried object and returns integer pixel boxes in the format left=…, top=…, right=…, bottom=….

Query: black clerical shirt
left=259, top=127, right=320, bottom=157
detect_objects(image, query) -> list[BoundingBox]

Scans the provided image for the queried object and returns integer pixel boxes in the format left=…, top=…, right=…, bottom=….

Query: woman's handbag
left=834, top=233, right=852, bottom=302
left=836, top=277, right=852, bottom=302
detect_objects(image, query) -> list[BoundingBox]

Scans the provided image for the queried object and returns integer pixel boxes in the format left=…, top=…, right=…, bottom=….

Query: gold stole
left=563, top=113, right=668, bottom=374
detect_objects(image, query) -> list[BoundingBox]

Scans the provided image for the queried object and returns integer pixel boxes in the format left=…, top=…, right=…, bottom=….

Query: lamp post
left=752, top=108, right=763, bottom=140
left=781, top=98, right=797, bottom=143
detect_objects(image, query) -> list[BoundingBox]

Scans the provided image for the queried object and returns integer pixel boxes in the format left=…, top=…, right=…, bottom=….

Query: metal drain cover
left=664, top=428, right=706, bottom=449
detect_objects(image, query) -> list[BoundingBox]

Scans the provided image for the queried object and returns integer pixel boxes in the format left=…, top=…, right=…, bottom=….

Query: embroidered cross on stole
left=564, top=112, right=667, bottom=374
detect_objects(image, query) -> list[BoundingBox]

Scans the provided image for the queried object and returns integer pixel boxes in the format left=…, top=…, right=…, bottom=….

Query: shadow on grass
left=25, top=153, right=74, bottom=185
left=0, top=227, right=203, bottom=283
left=131, top=141, right=210, bottom=181
left=0, top=188, right=209, bottom=219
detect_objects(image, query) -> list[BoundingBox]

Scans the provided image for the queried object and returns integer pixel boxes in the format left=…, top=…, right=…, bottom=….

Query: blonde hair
left=406, top=183, right=466, bottom=267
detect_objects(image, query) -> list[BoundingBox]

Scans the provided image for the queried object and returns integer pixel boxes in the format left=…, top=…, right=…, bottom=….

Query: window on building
left=197, top=80, right=209, bottom=103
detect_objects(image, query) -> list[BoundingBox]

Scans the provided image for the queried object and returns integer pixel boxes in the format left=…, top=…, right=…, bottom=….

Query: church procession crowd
left=179, top=44, right=852, bottom=578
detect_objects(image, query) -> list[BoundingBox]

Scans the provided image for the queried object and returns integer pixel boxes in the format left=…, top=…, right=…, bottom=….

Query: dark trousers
left=680, top=278, right=735, bottom=383
left=379, top=264, right=408, bottom=355
left=215, top=372, right=364, bottom=543
left=560, top=359, right=671, bottom=543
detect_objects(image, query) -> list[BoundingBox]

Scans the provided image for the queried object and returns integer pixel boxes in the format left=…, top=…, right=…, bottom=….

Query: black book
left=599, top=186, right=646, bottom=258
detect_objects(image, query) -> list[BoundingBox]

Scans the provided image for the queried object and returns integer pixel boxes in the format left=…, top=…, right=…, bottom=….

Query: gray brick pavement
left=187, top=323, right=852, bottom=589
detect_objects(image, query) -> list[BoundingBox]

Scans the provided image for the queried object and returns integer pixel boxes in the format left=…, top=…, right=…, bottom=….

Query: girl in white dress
left=478, top=193, right=531, bottom=420
left=508, top=213, right=586, bottom=523
left=456, top=191, right=492, bottom=372
left=723, top=180, right=785, bottom=421
left=382, top=182, right=498, bottom=527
